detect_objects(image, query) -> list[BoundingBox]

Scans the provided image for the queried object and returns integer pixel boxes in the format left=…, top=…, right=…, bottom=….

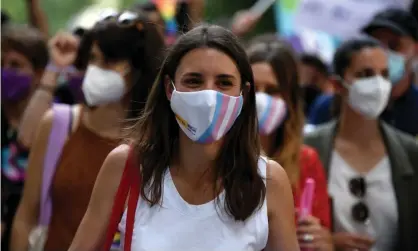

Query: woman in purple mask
left=11, top=10, right=165, bottom=251
left=69, top=25, right=299, bottom=251
left=247, top=38, right=333, bottom=251
left=1, top=24, right=48, bottom=250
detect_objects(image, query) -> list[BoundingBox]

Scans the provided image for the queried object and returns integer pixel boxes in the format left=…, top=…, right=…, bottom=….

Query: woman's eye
left=184, top=78, right=201, bottom=85
left=388, top=41, right=399, bottom=51
left=10, top=61, right=22, bottom=69
left=219, top=80, right=233, bottom=87
left=382, top=69, right=389, bottom=79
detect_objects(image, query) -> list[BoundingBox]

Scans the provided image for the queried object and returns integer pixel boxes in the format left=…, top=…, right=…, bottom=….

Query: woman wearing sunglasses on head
left=11, top=10, right=165, bottom=251
left=247, top=38, right=333, bottom=251
left=305, top=37, right=418, bottom=251
left=69, top=25, right=299, bottom=251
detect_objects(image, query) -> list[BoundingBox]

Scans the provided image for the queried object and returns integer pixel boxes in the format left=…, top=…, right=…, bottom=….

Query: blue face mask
left=387, top=50, right=406, bottom=85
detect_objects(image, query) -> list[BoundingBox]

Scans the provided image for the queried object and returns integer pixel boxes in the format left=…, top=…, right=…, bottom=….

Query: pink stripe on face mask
left=223, top=98, right=241, bottom=137
left=212, top=94, right=230, bottom=138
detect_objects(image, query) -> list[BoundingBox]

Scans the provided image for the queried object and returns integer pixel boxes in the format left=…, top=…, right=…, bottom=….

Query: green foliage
left=2, top=0, right=277, bottom=36
left=1, top=0, right=145, bottom=33
left=2, top=0, right=28, bottom=23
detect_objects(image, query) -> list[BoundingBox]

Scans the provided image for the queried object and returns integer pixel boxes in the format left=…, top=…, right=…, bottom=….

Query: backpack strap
left=104, top=147, right=141, bottom=251
left=38, top=104, right=72, bottom=226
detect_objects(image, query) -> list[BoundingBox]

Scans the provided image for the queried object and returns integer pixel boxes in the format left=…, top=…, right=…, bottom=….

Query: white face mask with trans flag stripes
left=170, top=82, right=243, bottom=144
left=255, top=92, right=287, bottom=135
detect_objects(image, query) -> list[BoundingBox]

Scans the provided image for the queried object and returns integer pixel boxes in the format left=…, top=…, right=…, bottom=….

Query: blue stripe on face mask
left=388, top=50, right=406, bottom=85
left=197, top=92, right=224, bottom=143
left=258, top=95, right=273, bottom=128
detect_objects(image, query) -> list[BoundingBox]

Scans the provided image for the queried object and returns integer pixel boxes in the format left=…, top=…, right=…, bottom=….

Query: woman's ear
left=164, top=75, right=173, bottom=100
left=329, top=75, right=345, bottom=94
left=243, top=82, right=252, bottom=96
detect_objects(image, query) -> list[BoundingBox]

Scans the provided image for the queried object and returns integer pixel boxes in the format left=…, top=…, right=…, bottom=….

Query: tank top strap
left=68, top=105, right=84, bottom=134
left=258, top=156, right=268, bottom=180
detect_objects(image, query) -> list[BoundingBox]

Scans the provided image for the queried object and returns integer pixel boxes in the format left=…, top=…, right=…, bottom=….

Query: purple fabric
left=67, top=75, right=85, bottom=102
left=1, top=68, right=32, bottom=101
left=286, top=35, right=304, bottom=53
left=39, top=104, right=71, bottom=226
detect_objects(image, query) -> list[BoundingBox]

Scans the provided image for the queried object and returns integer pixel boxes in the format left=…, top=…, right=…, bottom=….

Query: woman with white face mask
left=305, top=37, right=418, bottom=251
left=11, top=10, right=165, bottom=251
left=69, top=25, right=299, bottom=251
left=247, top=38, right=333, bottom=251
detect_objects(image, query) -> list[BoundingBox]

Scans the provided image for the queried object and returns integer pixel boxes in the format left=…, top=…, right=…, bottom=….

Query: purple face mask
left=67, top=74, right=85, bottom=102
left=1, top=68, right=32, bottom=102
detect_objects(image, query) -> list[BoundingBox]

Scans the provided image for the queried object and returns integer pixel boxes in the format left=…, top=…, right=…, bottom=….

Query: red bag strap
left=124, top=153, right=141, bottom=250
left=103, top=147, right=140, bottom=250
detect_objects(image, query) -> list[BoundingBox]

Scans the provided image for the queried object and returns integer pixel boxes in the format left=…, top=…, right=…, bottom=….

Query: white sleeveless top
left=119, top=157, right=269, bottom=251
left=328, top=151, right=398, bottom=251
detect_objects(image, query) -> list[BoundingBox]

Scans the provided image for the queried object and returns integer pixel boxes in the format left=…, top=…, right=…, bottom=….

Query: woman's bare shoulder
left=266, top=159, right=289, bottom=188
left=103, top=144, right=131, bottom=172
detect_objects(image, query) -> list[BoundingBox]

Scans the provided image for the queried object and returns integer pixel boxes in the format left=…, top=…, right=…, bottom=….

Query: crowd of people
left=1, top=1, right=418, bottom=251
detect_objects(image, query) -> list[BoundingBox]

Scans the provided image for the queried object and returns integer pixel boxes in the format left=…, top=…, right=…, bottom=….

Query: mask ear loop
left=335, top=75, right=350, bottom=90
left=171, top=81, right=177, bottom=91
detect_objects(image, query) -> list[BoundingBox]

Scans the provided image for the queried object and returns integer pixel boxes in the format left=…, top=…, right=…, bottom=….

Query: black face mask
left=302, top=84, right=322, bottom=114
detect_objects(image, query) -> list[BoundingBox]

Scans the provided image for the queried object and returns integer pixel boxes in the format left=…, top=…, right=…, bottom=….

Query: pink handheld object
left=299, top=178, right=315, bottom=221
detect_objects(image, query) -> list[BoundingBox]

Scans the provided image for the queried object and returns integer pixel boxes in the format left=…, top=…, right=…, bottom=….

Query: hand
left=297, top=215, right=334, bottom=251
left=48, top=32, right=79, bottom=68
left=333, top=232, right=375, bottom=251
left=231, top=10, right=260, bottom=36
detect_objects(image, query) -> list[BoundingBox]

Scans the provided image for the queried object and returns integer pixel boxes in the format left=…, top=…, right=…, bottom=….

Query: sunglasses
left=98, top=10, right=144, bottom=29
left=349, top=177, right=369, bottom=223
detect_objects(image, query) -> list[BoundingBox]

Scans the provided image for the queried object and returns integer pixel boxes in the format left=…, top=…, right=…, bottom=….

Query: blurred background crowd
left=1, top=0, right=418, bottom=250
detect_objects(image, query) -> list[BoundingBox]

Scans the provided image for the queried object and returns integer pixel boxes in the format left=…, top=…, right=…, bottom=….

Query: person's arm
left=18, top=32, right=80, bottom=148
left=187, top=0, right=205, bottom=26
left=308, top=149, right=331, bottom=229
left=231, top=10, right=261, bottom=37
left=18, top=71, right=59, bottom=148
left=69, top=145, right=129, bottom=251
left=10, top=109, right=54, bottom=250
left=265, top=160, right=299, bottom=251
left=26, top=0, right=49, bottom=38
left=296, top=148, right=333, bottom=251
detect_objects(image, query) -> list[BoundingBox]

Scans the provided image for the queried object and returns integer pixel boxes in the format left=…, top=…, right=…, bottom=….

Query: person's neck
left=82, top=102, right=127, bottom=139
left=337, top=104, right=381, bottom=146
left=3, top=98, right=30, bottom=129
left=173, top=133, right=220, bottom=186
left=260, top=132, right=276, bottom=157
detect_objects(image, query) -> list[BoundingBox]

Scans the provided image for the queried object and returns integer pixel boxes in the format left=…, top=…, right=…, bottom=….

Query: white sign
left=294, top=0, right=412, bottom=38
left=298, top=28, right=336, bottom=63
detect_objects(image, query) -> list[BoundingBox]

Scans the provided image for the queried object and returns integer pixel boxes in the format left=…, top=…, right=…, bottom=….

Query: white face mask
left=170, top=83, right=243, bottom=144
left=255, top=92, right=287, bottom=135
left=344, top=75, right=392, bottom=119
left=81, top=65, right=126, bottom=106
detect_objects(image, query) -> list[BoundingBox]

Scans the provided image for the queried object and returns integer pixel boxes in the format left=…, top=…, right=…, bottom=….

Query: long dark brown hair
left=247, top=38, right=304, bottom=185
left=129, top=25, right=265, bottom=221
